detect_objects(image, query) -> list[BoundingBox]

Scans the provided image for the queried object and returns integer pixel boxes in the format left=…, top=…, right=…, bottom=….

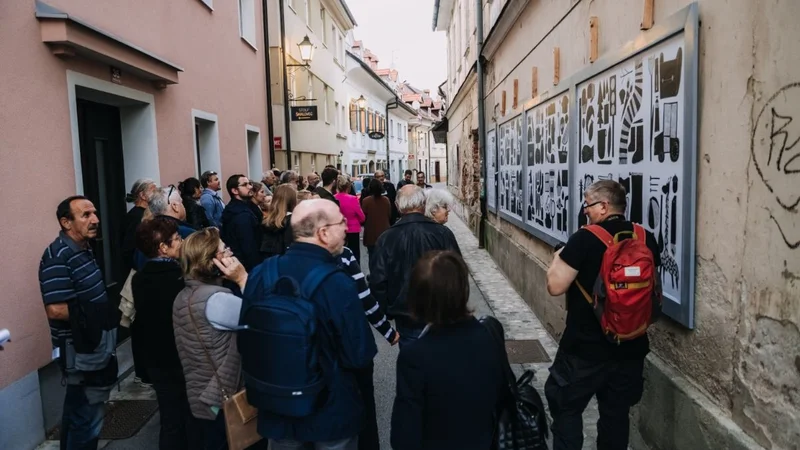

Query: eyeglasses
left=167, top=184, right=176, bottom=199
left=582, top=200, right=605, bottom=210
left=238, top=181, right=253, bottom=187
left=165, top=234, right=183, bottom=245
left=216, top=245, right=232, bottom=258
left=319, top=218, right=347, bottom=230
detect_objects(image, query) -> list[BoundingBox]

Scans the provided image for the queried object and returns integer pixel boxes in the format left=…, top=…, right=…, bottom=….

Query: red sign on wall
left=273, top=137, right=283, bottom=150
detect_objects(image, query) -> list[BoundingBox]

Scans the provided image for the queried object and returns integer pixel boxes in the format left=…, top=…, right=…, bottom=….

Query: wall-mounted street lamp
left=297, top=35, right=314, bottom=65
left=356, top=95, right=368, bottom=109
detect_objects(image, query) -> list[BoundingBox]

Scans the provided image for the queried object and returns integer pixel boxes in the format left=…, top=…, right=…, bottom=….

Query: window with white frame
left=334, top=101, right=339, bottom=131
left=304, top=0, right=310, bottom=27
left=238, top=0, right=256, bottom=48
left=320, top=8, right=327, bottom=45
left=390, top=119, right=394, bottom=138
left=332, top=25, right=339, bottom=62
left=323, top=85, right=330, bottom=123
left=338, top=32, right=344, bottom=62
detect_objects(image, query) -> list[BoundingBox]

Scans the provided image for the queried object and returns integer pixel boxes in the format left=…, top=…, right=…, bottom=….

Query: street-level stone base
left=476, top=216, right=765, bottom=450
left=631, top=355, right=764, bottom=450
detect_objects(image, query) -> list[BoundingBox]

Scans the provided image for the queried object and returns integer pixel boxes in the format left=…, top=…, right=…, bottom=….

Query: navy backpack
left=238, top=256, right=339, bottom=418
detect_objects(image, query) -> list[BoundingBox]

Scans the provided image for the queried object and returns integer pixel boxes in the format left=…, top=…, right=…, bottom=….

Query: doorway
left=77, top=99, right=127, bottom=335
left=435, top=161, right=441, bottom=183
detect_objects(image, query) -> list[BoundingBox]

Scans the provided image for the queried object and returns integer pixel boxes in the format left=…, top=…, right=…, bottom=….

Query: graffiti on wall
left=575, top=34, right=686, bottom=302
left=499, top=115, right=524, bottom=219
left=751, top=83, right=800, bottom=249
left=524, top=94, right=570, bottom=242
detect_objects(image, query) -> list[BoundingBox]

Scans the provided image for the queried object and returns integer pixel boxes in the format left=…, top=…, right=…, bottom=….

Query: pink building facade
left=0, top=1, right=270, bottom=447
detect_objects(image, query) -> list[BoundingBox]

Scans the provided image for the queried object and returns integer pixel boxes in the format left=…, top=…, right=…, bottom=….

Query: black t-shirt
left=558, top=217, right=661, bottom=361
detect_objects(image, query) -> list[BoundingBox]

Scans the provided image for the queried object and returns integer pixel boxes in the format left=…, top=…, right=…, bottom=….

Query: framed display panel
left=570, top=3, right=699, bottom=328
left=487, top=127, right=498, bottom=212
left=522, top=89, right=573, bottom=245
left=497, top=114, right=525, bottom=226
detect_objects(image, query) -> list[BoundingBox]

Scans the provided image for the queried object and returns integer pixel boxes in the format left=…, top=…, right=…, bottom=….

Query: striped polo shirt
left=39, top=231, right=108, bottom=347
left=338, top=246, right=397, bottom=344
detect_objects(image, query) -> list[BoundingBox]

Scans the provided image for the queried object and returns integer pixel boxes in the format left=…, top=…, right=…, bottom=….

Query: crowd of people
left=40, top=163, right=659, bottom=450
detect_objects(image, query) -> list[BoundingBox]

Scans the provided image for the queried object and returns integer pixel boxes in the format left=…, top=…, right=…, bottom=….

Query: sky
left=343, top=0, right=447, bottom=97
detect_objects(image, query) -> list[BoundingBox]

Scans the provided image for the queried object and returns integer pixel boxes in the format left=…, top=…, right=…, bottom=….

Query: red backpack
left=575, top=223, right=663, bottom=344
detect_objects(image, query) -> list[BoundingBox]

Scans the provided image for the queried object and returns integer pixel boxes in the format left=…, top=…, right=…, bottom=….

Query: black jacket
left=383, top=181, right=399, bottom=224
left=368, top=213, right=461, bottom=325
left=314, top=186, right=340, bottom=205
left=220, top=199, right=264, bottom=271
left=391, top=317, right=507, bottom=450
left=261, top=215, right=294, bottom=258
left=131, top=259, right=185, bottom=380
left=183, top=196, right=211, bottom=230
left=121, top=206, right=145, bottom=272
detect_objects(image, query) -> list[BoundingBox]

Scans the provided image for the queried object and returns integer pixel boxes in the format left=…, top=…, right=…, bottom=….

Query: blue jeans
left=395, top=323, right=425, bottom=349
left=60, top=384, right=105, bottom=450
left=269, top=437, right=358, bottom=450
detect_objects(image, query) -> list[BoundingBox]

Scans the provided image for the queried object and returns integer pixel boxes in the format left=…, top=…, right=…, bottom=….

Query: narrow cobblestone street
left=36, top=208, right=603, bottom=450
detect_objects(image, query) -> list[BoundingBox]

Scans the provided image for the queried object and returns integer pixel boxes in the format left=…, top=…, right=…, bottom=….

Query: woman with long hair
left=132, top=217, right=189, bottom=449
left=260, top=184, right=297, bottom=258
left=174, top=228, right=248, bottom=449
left=361, top=178, right=391, bottom=257
left=250, top=181, right=270, bottom=219
left=178, top=177, right=211, bottom=230
left=391, top=251, right=506, bottom=450
left=334, top=175, right=365, bottom=265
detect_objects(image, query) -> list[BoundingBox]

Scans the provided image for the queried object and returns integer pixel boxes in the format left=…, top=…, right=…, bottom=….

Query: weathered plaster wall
left=446, top=76, right=481, bottom=234
left=447, top=0, right=799, bottom=447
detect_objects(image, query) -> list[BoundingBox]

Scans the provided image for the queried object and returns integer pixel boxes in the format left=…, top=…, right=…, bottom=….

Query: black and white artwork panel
left=574, top=34, right=686, bottom=304
left=524, top=93, right=571, bottom=242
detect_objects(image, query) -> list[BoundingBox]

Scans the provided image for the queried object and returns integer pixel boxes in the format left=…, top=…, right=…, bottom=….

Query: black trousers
left=346, top=233, right=361, bottom=267
left=353, top=363, right=379, bottom=450
left=544, top=352, right=645, bottom=450
left=148, top=368, right=192, bottom=450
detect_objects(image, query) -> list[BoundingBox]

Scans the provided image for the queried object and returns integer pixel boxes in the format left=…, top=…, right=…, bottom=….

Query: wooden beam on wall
left=531, top=67, right=538, bottom=98
left=553, top=47, right=560, bottom=85
left=641, top=0, right=654, bottom=30
left=589, top=16, right=599, bottom=63
left=501, top=90, right=507, bottom=115
left=513, top=79, right=519, bottom=109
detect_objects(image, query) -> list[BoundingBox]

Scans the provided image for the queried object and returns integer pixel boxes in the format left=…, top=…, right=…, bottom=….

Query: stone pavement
left=37, top=210, right=600, bottom=450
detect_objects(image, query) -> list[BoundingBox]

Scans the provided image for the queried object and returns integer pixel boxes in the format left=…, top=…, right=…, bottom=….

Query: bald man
left=242, top=199, right=376, bottom=449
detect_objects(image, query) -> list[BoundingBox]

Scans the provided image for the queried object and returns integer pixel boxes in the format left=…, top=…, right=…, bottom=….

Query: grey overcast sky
left=344, top=0, right=447, bottom=97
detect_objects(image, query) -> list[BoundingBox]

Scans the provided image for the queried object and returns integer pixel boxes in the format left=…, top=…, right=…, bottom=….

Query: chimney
left=423, top=89, right=431, bottom=97
left=390, top=69, right=398, bottom=82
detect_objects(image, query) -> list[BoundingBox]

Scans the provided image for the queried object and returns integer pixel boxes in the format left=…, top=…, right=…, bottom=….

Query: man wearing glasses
left=220, top=174, right=264, bottom=271
left=545, top=180, right=661, bottom=450
left=200, top=170, right=225, bottom=227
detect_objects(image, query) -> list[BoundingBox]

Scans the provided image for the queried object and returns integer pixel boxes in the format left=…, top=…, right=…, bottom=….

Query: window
left=334, top=101, right=339, bottom=131
left=332, top=25, right=339, bottom=62
left=238, top=0, right=256, bottom=47
left=304, top=0, right=310, bottom=27
left=341, top=104, right=346, bottom=134
left=320, top=8, right=327, bottom=45
left=192, top=110, right=221, bottom=178
left=367, top=109, right=373, bottom=132
left=359, top=107, right=366, bottom=133
left=397, top=123, right=402, bottom=141
left=323, top=85, right=330, bottom=123
left=338, top=32, right=344, bottom=62
left=349, top=102, right=357, bottom=132
left=246, top=126, right=262, bottom=181
left=404, top=125, right=407, bottom=141
left=307, top=73, right=313, bottom=101
left=390, top=119, right=394, bottom=138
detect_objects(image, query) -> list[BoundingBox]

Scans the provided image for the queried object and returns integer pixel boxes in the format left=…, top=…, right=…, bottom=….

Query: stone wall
left=446, top=0, right=800, bottom=447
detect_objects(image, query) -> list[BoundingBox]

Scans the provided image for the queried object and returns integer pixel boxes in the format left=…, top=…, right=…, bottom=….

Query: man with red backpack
left=545, top=180, right=662, bottom=450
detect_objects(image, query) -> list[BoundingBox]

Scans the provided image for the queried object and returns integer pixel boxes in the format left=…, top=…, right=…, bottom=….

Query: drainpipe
left=279, top=0, right=293, bottom=170
left=386, top=97, right=400, bottom=177
left=476, top=0, right=488, bottom=249
left=262, top=0, right=276, bottom=168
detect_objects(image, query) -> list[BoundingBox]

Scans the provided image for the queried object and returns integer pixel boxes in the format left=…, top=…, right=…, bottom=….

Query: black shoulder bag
left=480, top=315, right=550, bottom=450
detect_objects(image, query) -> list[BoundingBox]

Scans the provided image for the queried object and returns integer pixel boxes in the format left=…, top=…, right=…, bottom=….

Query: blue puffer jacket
left=244, top=243, right=378, bottom=442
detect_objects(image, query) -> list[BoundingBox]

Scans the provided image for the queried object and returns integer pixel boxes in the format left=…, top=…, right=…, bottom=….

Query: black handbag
left=480, top=316, right=549, bottom=450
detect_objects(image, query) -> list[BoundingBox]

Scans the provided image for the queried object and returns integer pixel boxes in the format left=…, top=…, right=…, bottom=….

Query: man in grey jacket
left=200, top=170, right=225, bottom=227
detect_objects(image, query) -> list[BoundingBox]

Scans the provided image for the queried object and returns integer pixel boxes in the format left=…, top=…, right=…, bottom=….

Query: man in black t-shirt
left=545, top=180, right=661, bottom=450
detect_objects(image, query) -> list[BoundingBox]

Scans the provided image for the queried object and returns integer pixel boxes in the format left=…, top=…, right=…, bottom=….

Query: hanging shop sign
left=291, top=106, right=318, bottom=121
left=368, top=130, right=385, bottom=140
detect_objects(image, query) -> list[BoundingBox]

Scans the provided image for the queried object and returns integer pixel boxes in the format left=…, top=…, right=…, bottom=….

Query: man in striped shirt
left=39, top=196, right=118, bottom=450
left=338, top=245, right=398, bottom=450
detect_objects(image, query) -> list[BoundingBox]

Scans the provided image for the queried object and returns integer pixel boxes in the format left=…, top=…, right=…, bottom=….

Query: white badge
left=624, top=266, right=641, bottom=277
